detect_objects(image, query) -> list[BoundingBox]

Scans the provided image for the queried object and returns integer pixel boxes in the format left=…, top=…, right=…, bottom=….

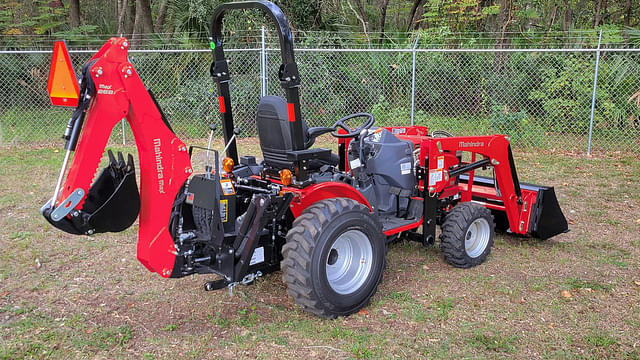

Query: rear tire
left=281, top=198, right=385, bottom=318
left=440, top=202, right=495, bottom=268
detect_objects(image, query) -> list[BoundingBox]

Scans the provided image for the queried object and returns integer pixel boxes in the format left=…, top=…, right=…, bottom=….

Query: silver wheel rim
left=465, top=218, right=490, bottom=258
left=325, top=230, right=373, bottom=295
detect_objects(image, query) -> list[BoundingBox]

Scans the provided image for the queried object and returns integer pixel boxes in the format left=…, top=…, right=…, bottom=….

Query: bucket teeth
left=106, top=150, right=133, bottom=179
left=126, top=153, right=134, bottom=172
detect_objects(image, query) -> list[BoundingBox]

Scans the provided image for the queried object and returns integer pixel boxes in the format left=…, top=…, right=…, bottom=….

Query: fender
left=286, top=181, right=372, bottom=217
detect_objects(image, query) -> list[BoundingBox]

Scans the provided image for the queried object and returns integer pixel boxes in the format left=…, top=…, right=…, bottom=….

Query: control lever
left=222, top=127, right=242, bottom=157
left=205, top=123, right=218, bottom=178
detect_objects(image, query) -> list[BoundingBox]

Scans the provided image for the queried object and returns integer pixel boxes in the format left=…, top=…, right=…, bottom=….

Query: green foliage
left=584, top=331, right=618, bottom=347
left=489, top=105, right=543, bottom=146
left=470, top=328, right=518, bottom=353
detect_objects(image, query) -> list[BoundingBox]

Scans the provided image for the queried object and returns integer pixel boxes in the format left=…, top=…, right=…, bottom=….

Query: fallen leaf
left=634, top=280, right=640, bottom=286
left=636, top=219, right=640, bottom=224
left=562, top=183, right=568, bottom=186
left=561, top=290, right=572, bottom=298
left=569, top=220, right=575, bottom=225
left=422, top=265, right=429, bottom=270
left=86, top=329, right=93, bottom=334
left=53, top=149, right=59, bottom=153
left=358, top=309, right=369, bottom=316
left=519, top=297, right=526, bottom=304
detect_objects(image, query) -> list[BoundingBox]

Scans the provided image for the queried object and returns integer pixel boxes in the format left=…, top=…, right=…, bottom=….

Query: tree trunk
left=123, top=0, right=135, bottom=36
left=593, top=0, right=608, bottom=27
left=347, top=0, right=369, bottom=44
left=69, top=0, right=80, bottom=27
left=406, top=0, right=424, bottom=32
left=155, top=0, right=170, bottom=33
left=562, top=0, right=572, bottom=32
left=354, top=0, right=368, bottom=26
left=494, top=0, right=513, bottom=74
left=548, top=5, right=558, bottom=31
left=378, top=0, right=390, bottom=44
left=623, top=0, right=632, bottom=27
left=117, top=0, right=128, bottom=35
left=133, top=0, right=153, bottom=42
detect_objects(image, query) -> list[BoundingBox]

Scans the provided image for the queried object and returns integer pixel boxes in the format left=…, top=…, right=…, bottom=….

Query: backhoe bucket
left=42, top=150, right=140, bottom=235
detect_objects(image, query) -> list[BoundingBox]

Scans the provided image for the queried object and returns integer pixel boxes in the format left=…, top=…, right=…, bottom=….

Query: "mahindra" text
left=153, top=138, right=165, bottom=194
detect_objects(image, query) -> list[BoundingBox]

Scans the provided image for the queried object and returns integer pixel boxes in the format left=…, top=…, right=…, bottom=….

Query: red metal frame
left=337, top=125, right=537, bottom=236
left=56, top=38, right=191, bottom=278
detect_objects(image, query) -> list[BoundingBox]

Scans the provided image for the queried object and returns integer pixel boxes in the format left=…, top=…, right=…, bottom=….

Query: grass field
left=1, top=138, right=639, bottom=359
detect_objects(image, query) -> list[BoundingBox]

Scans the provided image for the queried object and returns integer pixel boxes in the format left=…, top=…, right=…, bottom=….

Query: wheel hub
left=465, top=218, right=490, bottom=258
left=325, top=230, right=373, bottom=295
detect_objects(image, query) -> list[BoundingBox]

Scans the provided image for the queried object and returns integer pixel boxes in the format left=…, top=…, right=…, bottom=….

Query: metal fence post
left=410, top=34, right=420, bottom=126
left=587, top=30, right=602, bottom=155
left=260, top=26, right=267, bottom=97
left=121, top=118, right=126, bottom=145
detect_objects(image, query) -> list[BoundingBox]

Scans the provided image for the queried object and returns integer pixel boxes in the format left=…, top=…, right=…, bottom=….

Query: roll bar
left=209, top=1, right=304, bottom=163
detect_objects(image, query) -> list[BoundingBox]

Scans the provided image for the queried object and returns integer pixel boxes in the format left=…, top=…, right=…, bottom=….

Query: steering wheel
left=330, top=113, right=375, bottom=138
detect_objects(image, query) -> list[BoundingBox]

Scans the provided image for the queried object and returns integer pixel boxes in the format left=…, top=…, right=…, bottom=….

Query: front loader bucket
left=525, top=183, right=568, bottom=240
left=42, top=150, right=140, bottom=235
left=459, top=175, right=568, bottom=240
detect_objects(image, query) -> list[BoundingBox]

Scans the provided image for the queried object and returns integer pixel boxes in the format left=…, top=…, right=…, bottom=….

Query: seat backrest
left=256, top=95, right=308, bottom=169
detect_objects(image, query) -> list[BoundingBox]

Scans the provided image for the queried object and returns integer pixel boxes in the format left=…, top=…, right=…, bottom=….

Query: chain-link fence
left=1, top=33, right=639, bottom=154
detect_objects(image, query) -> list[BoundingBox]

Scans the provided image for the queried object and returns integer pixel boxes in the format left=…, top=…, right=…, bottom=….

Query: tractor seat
left=256, top=95, right=338, bottom=170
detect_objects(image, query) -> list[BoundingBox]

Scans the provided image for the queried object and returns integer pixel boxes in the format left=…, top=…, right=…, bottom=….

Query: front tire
left=440, top=202, right=495, bottom=268
left=281, top=198, right=385, bottom=318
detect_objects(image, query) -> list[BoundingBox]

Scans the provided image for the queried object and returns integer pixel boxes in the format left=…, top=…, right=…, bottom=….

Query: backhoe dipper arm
left=43, top=38, right=192, bottom=278
left=209, top=1, right=305, bottom=163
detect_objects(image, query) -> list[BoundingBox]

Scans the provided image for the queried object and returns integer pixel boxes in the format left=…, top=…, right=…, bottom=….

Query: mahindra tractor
left=41, top=1, right=568, bottom=318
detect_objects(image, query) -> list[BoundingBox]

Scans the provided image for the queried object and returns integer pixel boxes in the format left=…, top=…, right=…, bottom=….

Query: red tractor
left=41, top=1, right=567, bottom=318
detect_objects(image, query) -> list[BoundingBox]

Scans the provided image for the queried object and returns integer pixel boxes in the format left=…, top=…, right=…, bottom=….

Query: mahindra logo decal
left=458, top=141, right=484, bottom=147
left=153, top=138, right=165, bottom=194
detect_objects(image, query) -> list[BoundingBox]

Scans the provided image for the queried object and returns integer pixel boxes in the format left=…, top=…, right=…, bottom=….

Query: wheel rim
left=465, top=218, right=491, bottom=258
left=325, top=230, right=373, bottom=295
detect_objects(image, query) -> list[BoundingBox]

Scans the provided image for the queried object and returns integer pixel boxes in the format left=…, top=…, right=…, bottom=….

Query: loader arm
left=419, top=134, right=567, bottom=239
left=43, top=38, right=192, bottom=277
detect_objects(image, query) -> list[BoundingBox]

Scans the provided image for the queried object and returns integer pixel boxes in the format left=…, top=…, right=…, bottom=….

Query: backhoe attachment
left=41, top=37, right=192, bottom=278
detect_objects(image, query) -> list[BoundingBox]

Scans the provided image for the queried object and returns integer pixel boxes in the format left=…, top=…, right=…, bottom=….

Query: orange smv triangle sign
left=47, top=41, right=80, bottom=107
